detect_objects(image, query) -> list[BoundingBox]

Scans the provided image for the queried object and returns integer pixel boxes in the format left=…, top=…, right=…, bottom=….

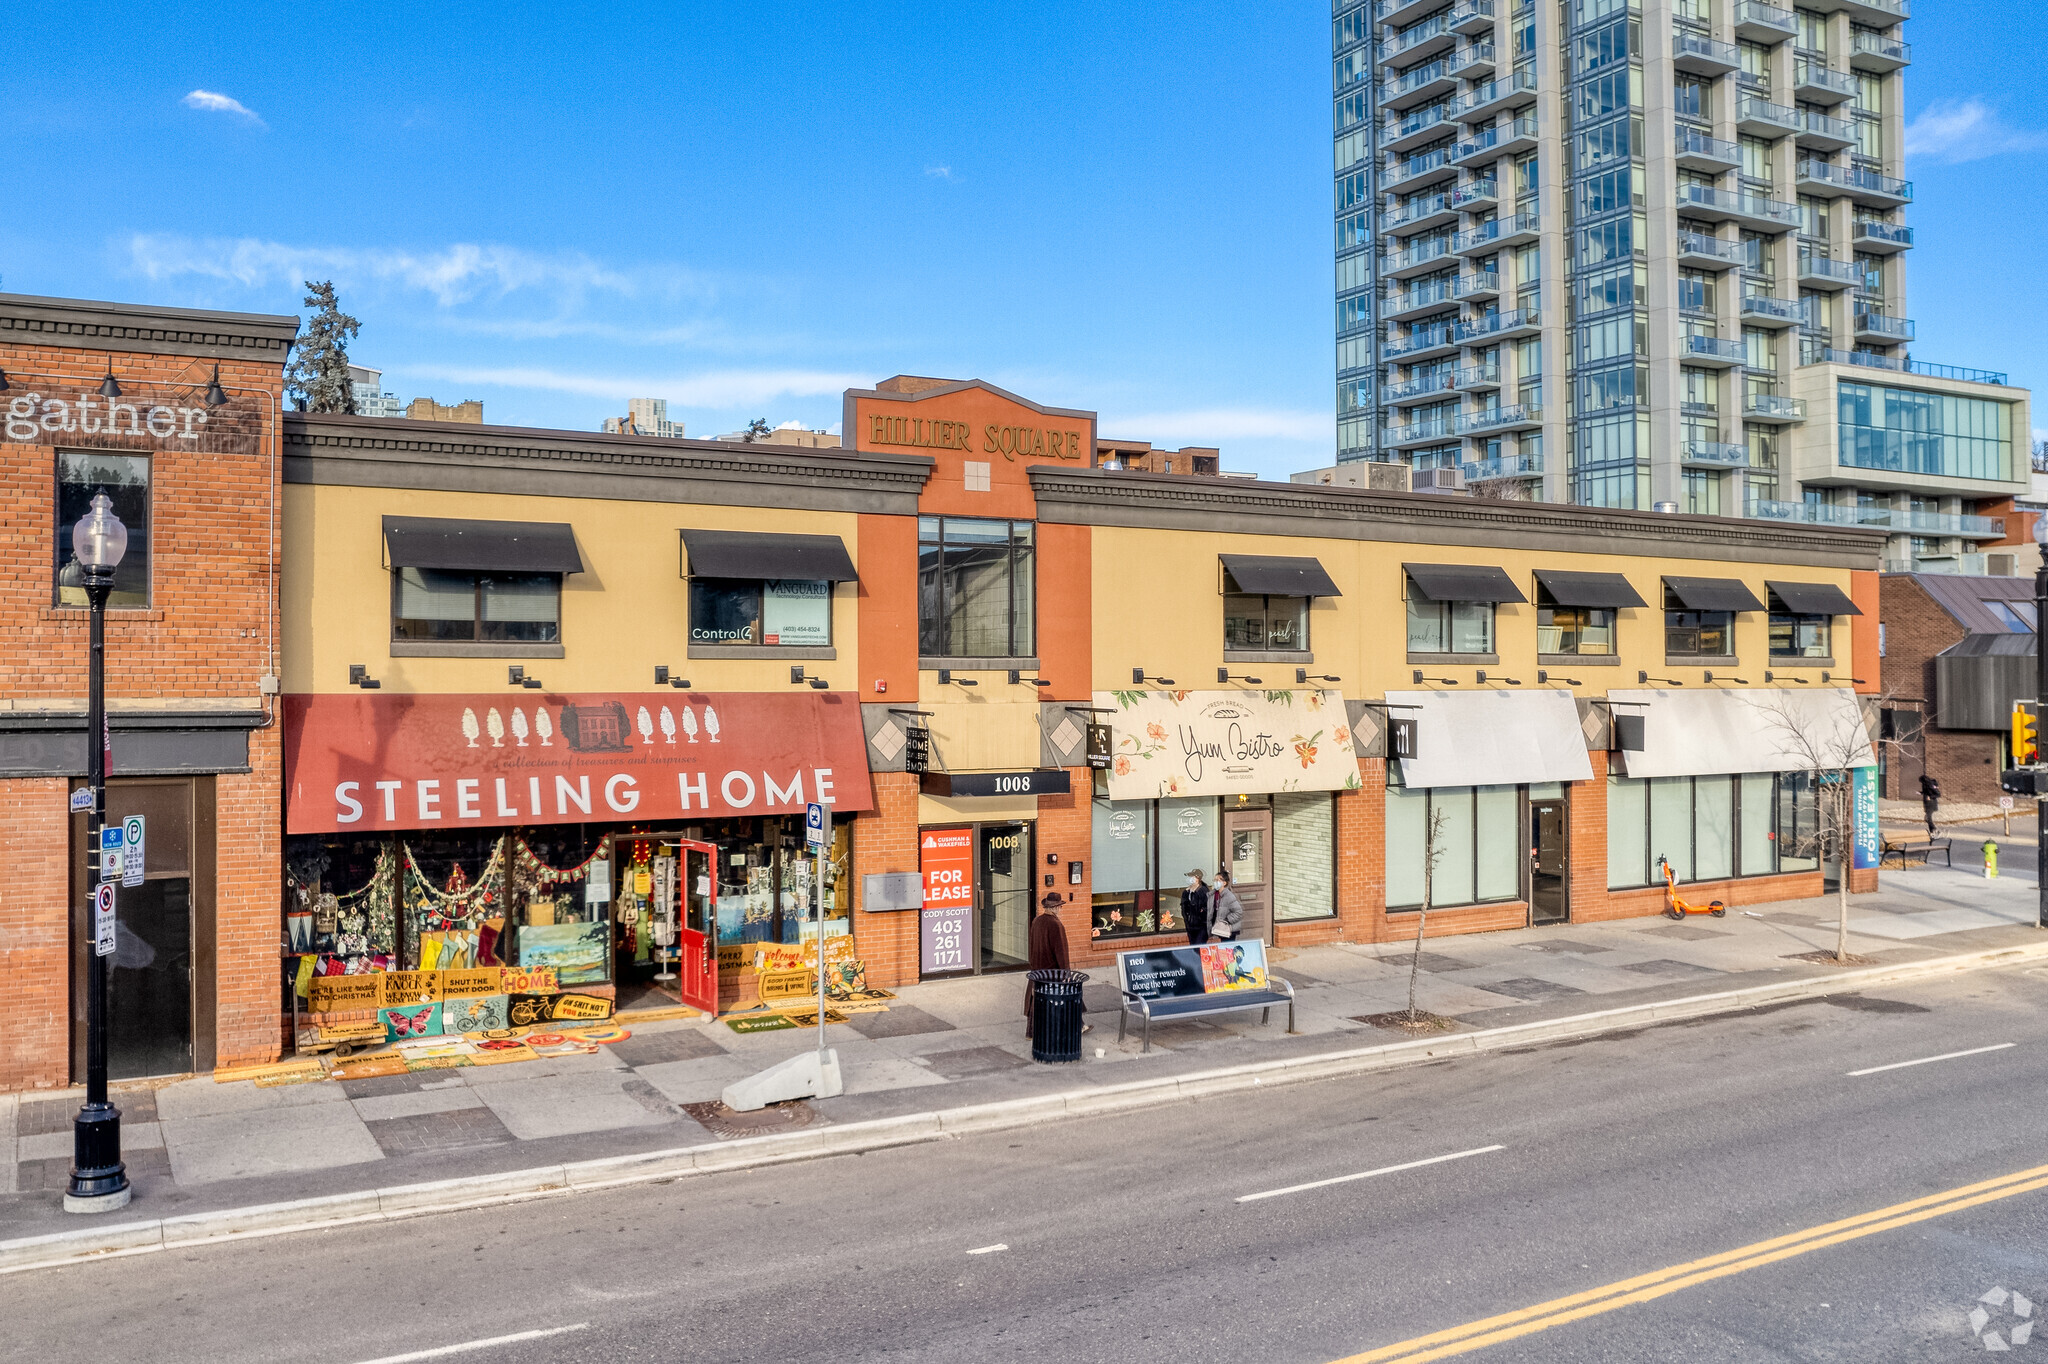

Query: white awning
left=1385, top=689, right=1593, bottom=789
left=1609, top=687, right=1874, bottom=777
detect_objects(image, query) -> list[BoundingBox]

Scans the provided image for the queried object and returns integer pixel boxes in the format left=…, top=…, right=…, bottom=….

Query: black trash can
left=1028, top=968, right=1087, bottom=1064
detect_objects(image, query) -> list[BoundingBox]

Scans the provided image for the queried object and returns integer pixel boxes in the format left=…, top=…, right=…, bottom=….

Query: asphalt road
left=13, top=964, right=2048, bottom=1363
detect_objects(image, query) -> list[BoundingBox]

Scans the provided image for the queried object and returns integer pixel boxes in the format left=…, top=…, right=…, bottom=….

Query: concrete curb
left=8, top=937, right=2045, bottom=1275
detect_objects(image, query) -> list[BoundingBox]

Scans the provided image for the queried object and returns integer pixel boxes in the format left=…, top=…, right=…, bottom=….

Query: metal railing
left=1854, top=221, right=1914, bottom=249
left=1449, top=179, right=1499, bottom=209
left=1385, top=146, right=1455, bottom=186
left=1383, top=373, right=1460, bottom=402
left=1677, top=183, right=1803, bottom=228
left=1384, top=325, right=1460, bottom=359
left=1461, top=453, right=1545, bottom=481
left=1380, top=57, right=1452, bottom=105
left=1381, top=105, right=1455, bottom=148
left=1793, top=61, right=1857, bottom=99
left=1380, top=192, right=1451, bottom=232
left=1740, top=294, right=1807, bottom=324
left=1682, top=441, right=1750, bottom=466
left=1682, top=334, right=1747, bottom=363
left=1677, top=232, right=1748, bottom=265
left=1454, top=69, right=1537, bottom=118
left=1454, top=402, right=1541, bottom=435
left=1797, top=159, right=1912, bottom=200
left=1798, top=254, right=1863, bottom=285
left=1736, top=95, right=1803, bottom=134
left=1381, top=418, right=1458, bottom=445
left=1380, top=236, right=1456, bottom=273
left=1745, top=393, right=1808, bottom=420
left=1452, top=212, right=1539, bottom=253
left=1855, top=311, right=1916, bottom=340
left=1732, top=0, right=1796, bottom=32
left=1673, top=32, right=1738, bottom=66
left=1452, top=114, right=1538, bottom=163
left=1851, top=31, right=1910, bottom=64
left=1799, top=108, right=1856, bottom=142
left=1388, top=272, right=1501, bottom=312
left=1454, top=307, right=1540, bottom=343
left=1676, top=128, right=1739, bottom=163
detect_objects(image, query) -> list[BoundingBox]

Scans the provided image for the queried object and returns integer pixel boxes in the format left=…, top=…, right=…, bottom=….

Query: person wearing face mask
left=1208, top=870, right=1245, bottom=942
left=1180, top=869, right=1211, bottom=946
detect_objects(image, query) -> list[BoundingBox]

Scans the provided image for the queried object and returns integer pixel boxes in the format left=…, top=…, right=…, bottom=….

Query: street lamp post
left=67, top=492, right=131, bottom=1213
left=2036, top=512, right=2048, bottom=931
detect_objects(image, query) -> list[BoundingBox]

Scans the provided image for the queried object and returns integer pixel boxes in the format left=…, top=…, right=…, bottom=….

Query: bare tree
left=1466, top=476, right=1536, bottom=503
left=1744, top=688, right=1884, bottom=963
left=1406, top=806, right=1449, bottom=1021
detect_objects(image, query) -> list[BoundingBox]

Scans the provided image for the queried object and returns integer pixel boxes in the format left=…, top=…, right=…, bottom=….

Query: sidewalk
left=4, top=866, right=2043, bottom=1243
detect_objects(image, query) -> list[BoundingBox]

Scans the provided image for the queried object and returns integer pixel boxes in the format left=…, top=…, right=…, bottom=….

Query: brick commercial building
left=0, top=293, right=296, bottom=1091
left=1878, top=572, right=2040, bottom=805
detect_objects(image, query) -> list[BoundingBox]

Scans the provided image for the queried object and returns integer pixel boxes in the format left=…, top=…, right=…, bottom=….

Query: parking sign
left=122, top=815, right=145, bottom=887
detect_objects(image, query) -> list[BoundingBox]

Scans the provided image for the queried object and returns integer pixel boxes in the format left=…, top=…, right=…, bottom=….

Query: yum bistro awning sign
left=283, top=691, right=875, bottom=834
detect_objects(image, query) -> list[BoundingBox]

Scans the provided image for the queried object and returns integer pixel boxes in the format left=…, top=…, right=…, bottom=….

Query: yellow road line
left=1336, top=1160, right=2048, bottom=1363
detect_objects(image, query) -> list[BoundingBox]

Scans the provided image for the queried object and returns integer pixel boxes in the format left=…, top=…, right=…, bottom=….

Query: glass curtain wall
left=1607, top=772, right=1818, bottom=887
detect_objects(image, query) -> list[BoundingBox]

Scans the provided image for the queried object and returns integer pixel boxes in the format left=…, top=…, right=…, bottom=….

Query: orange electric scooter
left=1658, top=855, right=1726, bottom=919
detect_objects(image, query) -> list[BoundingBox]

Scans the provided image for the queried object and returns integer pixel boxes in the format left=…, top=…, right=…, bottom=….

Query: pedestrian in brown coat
left=1023, top=896, right=1087, bottom=1038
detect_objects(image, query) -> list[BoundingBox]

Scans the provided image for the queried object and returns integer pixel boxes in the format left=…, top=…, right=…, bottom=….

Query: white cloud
left=924, top=165, right=954, bottom=179
left=395, top=363, right=861, bottom=409
left=1102, top=406, right=1330, bottom=444
left=121, top=233, right=696, bottom=309
left=1905, top=99, right=2048, bottom=164
left=182, top=90, right=264, bottom=126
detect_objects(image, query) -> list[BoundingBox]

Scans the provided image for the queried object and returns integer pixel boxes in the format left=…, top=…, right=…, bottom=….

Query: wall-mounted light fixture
left=1132, top=667, right=1175, bottom=686
left=1703, top=671, right=1749, bottom=685
left=348, top=664, right=381, bottom=690
left=1763, top=671, right=1810, bottom=684
left=1637, top=670, right=1686, bottom=686
left=507, top=666, right=543, bottom=690
left=1295, top=669, right=1342, bottom=684
left=1217, top=668, right=1263, bottom=685
left=1536, top=670, right=1581, bottom=686
left=97, top=361, right=121, bottom=400
left=1008, top=670, right=1052, bottom=688
left=937, top=669, right=978, bottom=687
left=1820, top=672, right=1866, bottom=685
left=1412, top=669, right=1459, bottom=686
left=654, top=666, right=691, bottom=688
left=205, top=364, right=229, bottom=408
left=789, top=666, right=829, bottom=690
left=1475, top=670, right=1522, bottom=686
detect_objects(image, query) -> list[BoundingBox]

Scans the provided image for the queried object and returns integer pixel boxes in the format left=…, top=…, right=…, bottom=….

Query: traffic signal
left=2014, top=703, right=2038, bottom=766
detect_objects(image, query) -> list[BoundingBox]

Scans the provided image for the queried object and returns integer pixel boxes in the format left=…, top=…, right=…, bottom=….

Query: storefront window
left=1607, top=773, right=1805, bottom=887
left=1664, top=584, right=1733, bottom=656
left=1767, top=589, right=1830, bottom=658
left=687, top=578, right=833, bottom=646
left=1091, top=796, right=1221, bottom=938
left=393, top=570, right=561, bottom=642
left=56, top=451, right=150, bottom=608
left=1224, top=573, right=1310, bottom=652
left=1272, top=793, right=1336, bottom=920
left=1535, top=584, right=1615, bottom=655
left=918, top=516, right=1035, bottom=658
left=1385, top=782, right=1520, bottom=910
left=1406, top=594, right=1495, bottom=654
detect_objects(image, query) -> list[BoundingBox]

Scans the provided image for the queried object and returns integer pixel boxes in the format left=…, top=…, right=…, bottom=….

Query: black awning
left=383, top=516, right=584, bottom=574
left=1403, top=563, right=1526, bottom=604
left=1533, top=569, right=1646, bottom=609
left=1664, top=576, right=1766, bottom=613
left=1766, top=580, right=1863, bottom=616
left=680, top=530, right=858, bottom=582
left=1220, top=554, right=1342, bottom=597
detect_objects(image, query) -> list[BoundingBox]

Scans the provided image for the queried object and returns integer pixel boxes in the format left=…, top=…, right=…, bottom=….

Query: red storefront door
left=675, top=840, right=719, bottom=1015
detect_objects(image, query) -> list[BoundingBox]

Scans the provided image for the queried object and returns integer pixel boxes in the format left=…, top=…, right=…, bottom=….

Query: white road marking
left=1235, top=1145, right=1505, bottom=1203
left=1848, top=1042, right=2016, bottom=1077
left=966, top=1243, right=1009, bottom=1255
left=350, top=1324, right=590, bottom=1364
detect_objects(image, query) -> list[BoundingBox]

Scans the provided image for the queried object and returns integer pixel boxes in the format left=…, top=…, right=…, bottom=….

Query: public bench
left=1116, top=937, right=1296, bottom=1054
left=1880, top=837, right=1952, bottom=868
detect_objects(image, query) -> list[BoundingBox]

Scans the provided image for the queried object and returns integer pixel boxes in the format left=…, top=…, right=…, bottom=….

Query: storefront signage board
left=283, top=691, right=875, bottom=834
left=5, top=381, right=267, bottom=456
left=1093, top=690, right=1360, bottom=799
left=919, top=770, right=1070, bottom=798
left=919, top=828, right=974, bottom=975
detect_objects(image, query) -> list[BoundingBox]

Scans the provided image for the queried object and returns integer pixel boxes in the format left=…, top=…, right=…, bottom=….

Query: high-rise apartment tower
left=1335, top=0, right=2030, bottom=570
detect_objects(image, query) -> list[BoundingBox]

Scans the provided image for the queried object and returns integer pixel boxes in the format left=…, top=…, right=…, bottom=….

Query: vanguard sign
left=283, top=691, right=875, bottom=834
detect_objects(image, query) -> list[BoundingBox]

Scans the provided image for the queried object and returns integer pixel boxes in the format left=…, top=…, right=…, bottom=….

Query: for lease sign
left=919, top=828, right=974, bottom=975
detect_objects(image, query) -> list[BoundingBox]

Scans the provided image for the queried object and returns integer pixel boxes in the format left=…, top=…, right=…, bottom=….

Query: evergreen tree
left=285, top=280, right=360, bottom=414
left=742, top=417, right=771, bottom=442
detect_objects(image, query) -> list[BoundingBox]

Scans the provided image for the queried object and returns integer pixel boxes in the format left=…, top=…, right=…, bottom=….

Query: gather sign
left=5, top=383, right=263, bottom=456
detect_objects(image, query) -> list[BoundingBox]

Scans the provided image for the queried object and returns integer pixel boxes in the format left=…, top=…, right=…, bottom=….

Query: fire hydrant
left=1985, top=840, right=1999, bottom=879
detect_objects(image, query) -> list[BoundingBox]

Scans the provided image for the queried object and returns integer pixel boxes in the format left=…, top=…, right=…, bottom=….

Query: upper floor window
left=1536, top=587, right=1614, bottom=656
left=55, top=452, right=150, bottom=608
left=1404, top=564, right=1523, bottom=656
left=1664, top=583, right=1737, bottom=656
left=1768, top=589, right=1831, bottom=658
left=919, top=516, right=1034, bottom=658
left=384, top=515, right=583, bottom=647
left=1220, top=555, right=1337, bottom=653
left=394, top=571, right=560, bottom=643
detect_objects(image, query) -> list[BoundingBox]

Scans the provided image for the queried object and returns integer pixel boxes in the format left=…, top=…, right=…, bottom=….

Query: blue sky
left=2, top=1, right=2044, bottom=475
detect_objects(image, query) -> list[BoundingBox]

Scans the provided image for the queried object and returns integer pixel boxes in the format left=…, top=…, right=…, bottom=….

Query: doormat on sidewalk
left=725, top=1014, right=798, bottom=1034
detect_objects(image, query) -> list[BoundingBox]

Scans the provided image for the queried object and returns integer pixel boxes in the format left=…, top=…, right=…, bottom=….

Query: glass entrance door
left=978, top=823, right=1032, bottom=973
left=1530, top=799, right=1569, bottom=925
left=1222, top=808, right=1273, bottom=940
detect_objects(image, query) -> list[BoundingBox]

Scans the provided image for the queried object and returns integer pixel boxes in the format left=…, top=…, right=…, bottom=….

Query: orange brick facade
left=1, top=295, right=294, bottom=1090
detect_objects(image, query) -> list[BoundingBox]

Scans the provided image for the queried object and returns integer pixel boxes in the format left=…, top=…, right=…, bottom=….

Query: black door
left=1530, top=799, right=1568, bottom=925
left=110, top=878, right=192, bottom=1080
left=978, top=823, right=1033, bottom=972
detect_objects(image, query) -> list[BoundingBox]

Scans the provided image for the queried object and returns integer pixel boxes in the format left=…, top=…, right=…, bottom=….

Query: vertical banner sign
left=919, top=829, right=974, bottom=975
left=94, top=883, right=116, bottom=957
left=122, top=815, right=145, bottom=888
left=1852, top=766, right=1880, bottom=870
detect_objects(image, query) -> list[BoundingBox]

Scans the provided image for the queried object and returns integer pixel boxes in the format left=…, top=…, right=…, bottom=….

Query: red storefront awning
left=283, top=691, right=874, bottom=835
